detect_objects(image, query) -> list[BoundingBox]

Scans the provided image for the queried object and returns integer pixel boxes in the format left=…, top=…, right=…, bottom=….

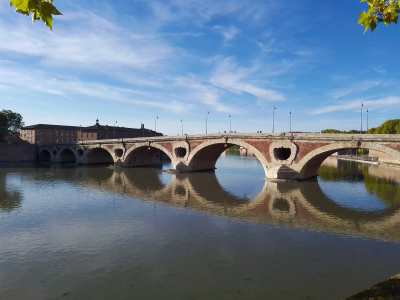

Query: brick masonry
left=157, top=142, right=173, bottom=155
left=189, top=141, right=204, bottom=152
left=294, top=142, right=330, bottom=163
left=244, top=140, right=273, bottom=162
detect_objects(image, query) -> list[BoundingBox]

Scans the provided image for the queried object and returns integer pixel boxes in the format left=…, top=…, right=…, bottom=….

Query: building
left=20, top=119, right=162, bottom=144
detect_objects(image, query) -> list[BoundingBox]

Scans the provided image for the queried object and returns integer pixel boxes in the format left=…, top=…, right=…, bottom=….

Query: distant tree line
left=368, top=119, right=400, bottom=134
left=322, top=119, right=400, bottom=134
left=321, top=129, right=366, bottom=134
left=0, top=110, right=24, bottom=143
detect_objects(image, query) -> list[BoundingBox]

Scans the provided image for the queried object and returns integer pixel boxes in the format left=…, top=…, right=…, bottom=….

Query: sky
left=1, top=0, right=399, bottom=135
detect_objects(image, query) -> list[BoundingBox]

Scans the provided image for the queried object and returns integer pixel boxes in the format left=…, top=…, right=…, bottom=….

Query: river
left=0, top=151, right=400, bottom=300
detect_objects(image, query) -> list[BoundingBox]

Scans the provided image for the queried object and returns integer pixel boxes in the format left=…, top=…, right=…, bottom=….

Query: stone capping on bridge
left=37, top=133, right=400, bottom=180
left=58, top=132, right=400, bottom=145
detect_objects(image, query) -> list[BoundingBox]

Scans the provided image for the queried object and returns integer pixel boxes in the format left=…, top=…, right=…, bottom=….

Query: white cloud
left=213, top=25, right=241, bottom=41
left=311, top=96, right=400, bottom=115
left=328, top=81, right=381, bottom=100
left=295, top=50, right=313, bottom=56
left=373, top=68, right=386, bottom=75
left=209, top=57, right=285, bottom=104
left=0, top=10, right=174, bottom=74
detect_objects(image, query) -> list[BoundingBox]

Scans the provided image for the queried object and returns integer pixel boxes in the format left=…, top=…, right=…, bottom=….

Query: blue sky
left=1, top=0, right=399, bottom=135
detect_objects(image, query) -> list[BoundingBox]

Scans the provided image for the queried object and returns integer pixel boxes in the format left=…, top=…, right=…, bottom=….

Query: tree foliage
left=368, top=119, right=400, bottom=134
left=321, top=129, right=366, bottom=134
left=358, top=0, right=400, bottom=33
left=9, top=0, right=61, bottom=31
left=0, top=110, right=24, bottom=143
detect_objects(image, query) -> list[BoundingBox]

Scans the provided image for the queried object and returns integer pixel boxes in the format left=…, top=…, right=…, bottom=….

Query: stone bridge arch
left=296, top=141, right=400, bottom=180
left=83, top=147, right=114, bottom=165
left=58, top=147, right=78, bottom=163
left=38, top=149, right=51, bottom=162
left=178, top=138, right=269, bottom=174
left=122, top=142, right=174, bottom=167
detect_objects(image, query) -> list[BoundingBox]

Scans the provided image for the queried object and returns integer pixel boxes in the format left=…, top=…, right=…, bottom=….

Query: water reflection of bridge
left=1, top=161, right=399, bottom=241
left=71, top=166, right=400, bottom=243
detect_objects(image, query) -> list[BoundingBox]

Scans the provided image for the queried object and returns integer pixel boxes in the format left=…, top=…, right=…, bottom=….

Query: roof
left=21, top=123, right=163, bottom=135
left=21, top=124, right=81, bottom=130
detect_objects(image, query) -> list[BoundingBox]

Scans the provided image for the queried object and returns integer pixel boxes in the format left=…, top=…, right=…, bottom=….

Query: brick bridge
left=37, top=133, right=400, bottom=180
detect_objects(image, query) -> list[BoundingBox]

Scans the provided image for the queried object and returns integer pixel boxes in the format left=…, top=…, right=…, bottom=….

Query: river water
left=1, top=152, right=400, bottom=300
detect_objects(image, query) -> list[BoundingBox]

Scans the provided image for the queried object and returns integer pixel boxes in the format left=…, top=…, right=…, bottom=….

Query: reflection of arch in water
left=84, top=167, right=400, bottom=242
left=185, top=140, right=268, bottom=173
left=318, top=159, right=400, bottom=209
left=84, top=148, right=114, bottom=165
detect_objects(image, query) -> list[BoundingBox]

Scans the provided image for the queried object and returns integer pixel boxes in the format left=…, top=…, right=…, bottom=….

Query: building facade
left=20, top=119, right=162, bottom=144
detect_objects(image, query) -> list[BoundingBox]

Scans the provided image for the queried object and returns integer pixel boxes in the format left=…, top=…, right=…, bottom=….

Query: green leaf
left=9, top=0, right=29, bottom=11
left=370, top=19, right=377, bottom=32
left=10, top=0, right=62, bottom=30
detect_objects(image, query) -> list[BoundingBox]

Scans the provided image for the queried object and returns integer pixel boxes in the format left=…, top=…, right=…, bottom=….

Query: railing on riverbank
left=335, top=155, right=379, bottom=162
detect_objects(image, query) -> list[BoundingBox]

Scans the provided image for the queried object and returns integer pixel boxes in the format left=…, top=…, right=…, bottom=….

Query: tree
left=358, top=0, right=400, bottom=33
left=0, top=110, right=24, bottom=143
left=368, top=119, right=400, bottom=134
left=9, top=0, right=62, bottom=31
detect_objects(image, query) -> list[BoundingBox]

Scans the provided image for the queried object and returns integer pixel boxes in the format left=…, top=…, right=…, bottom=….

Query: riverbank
left=344, top=273, right=400, bottom=299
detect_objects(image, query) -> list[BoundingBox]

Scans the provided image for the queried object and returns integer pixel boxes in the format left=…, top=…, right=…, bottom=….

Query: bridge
left=37, top=133, right=400, bottom=180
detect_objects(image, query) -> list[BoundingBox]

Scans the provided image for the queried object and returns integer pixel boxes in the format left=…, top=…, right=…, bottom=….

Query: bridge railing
left=335, top=155, right=379, bottom=162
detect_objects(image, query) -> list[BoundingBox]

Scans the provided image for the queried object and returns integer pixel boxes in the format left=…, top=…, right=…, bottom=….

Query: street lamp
left=114, top=120, right=117, bottom=139
left=155, top=116, right=158, bottom=137
left=206, top=110, right=210, bottom=134
left=360, top=103, right=363, bottom=134
left=229, top=114, right=231, bottom=133
left=181, top=119, right=183, bottom=136
left=272, top=106, right=276, bottom=133
left=289, top=110, right=291, bottom=133
left=366, top=108, right=369, bottom=133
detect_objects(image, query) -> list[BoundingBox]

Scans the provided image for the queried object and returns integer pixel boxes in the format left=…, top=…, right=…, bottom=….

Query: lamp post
left=155, top=116, right=158, bottom=137
left=114, top=120, right=117, bottom=139
left=229, top=114, right=231, bottom=133
left=181, top=119, right=183, bottom=135
left=272, top=106, right=276, bottom=133
left=206, top=110, right=210, bottom=134
left=289, top=110, right=291, bottom=133
left=360, top=103, right=364, bottom=134
left=366, top=108, right=369, bottom=133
